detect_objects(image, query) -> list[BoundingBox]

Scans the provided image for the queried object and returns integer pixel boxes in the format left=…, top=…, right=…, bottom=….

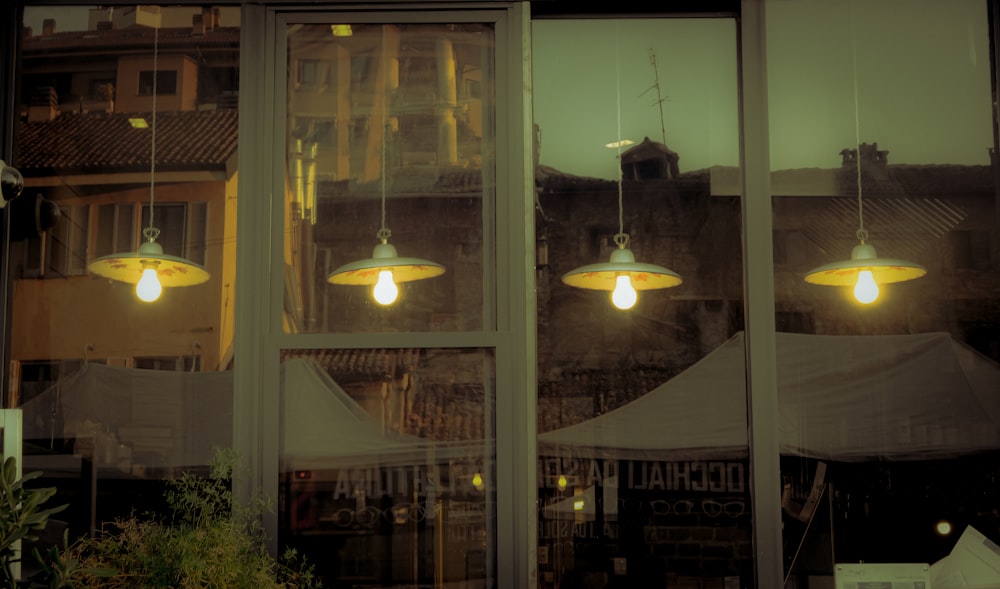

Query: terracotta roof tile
left=23, top=27, right=240, bottom=56
left=17, top=109, right=238, bottom=176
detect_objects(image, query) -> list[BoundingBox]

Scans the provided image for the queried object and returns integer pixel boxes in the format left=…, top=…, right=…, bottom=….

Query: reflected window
left=138, top=70, right=177, bottom=95
left=140, top=202, right=207, bottom=263
left=22, top=203, right=88, bottom=278
left=95, top=203, right=135, bottom=259
left=133, top=355, right=201, bottom=371
left=15, top=359, right=83, bottom=405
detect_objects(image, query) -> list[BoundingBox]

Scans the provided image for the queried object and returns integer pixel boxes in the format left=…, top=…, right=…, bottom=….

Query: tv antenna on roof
left=639, top=48, right=668, bottom=145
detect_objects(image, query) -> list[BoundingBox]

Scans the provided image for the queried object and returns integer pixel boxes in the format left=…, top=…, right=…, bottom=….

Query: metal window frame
left=235, top=7, right=535, bottom=589
left=739, top=2, right=783, bottom=588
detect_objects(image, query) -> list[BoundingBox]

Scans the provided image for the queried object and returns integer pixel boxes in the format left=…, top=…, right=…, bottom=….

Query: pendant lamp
left=803, top=10, right=925, bottom=304
left=327, top=25, right=445, bottom=306
left=88, top=19, right=210, bottom=302
left=561, top=35, right=682, bottom=310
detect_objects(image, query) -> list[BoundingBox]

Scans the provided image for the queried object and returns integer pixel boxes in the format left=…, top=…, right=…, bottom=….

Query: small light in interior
left=934, top=519, right=953, bottom=537
left=331, top=24, right=353, bottom=37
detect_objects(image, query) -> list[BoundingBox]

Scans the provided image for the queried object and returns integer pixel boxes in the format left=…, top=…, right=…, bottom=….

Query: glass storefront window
left=276, top=15, right=501, bottom=588
left=6, top=2, right=999, bottom=587
left=279, top=347, right=496, bottom=587
left=283, top=22, right=493, bottom=334
left=8, top=0, right=239, bottom=564
left=532, top=17, right=749, bottom=588
left=768, top=1, right=1000, bottom=585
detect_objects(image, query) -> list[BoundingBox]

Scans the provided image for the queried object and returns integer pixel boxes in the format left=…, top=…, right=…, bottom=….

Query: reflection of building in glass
left=283, top=23, right=490, bottom=334
left=306, top=116, right=1000, bottom=578
left=12, top=16, right=501, bottom=589
left=537, top=138, right=999, bottom=417
left=6, top=7, right=1000, bottom=589
left=531, top=137, right=1000, bottom=581
left=12, top=8, right=241, bottom=408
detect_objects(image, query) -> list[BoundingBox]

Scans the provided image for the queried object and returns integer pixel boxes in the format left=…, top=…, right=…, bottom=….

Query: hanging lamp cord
left=851, top=2, right=867, bottom=244
left=144, top=20, right=160, bottom=244
left=613, top=24, right=629, bottom=251
left=376, top=25, right=391, bottom=245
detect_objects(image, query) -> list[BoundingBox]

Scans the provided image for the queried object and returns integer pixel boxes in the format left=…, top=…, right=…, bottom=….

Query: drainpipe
left=435, top=38, right=458, bottom=167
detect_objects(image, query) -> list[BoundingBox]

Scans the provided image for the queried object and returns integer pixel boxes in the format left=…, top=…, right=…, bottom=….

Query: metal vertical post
left=739, top=1, right=784, bottom=587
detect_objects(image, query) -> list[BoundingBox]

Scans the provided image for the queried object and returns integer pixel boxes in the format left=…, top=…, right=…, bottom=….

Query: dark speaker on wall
left=8, top=192, right=60, bottom=242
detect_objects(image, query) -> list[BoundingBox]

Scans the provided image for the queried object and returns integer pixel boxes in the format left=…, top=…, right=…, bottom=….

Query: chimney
left=192, top=12, right=205, bottom=35
left=621, top=137, right=680, bottom=181
left=841, top=142, right=889, bottom=169
left=42, top=18, right=56, bottom=37
left=201, top=7, right=217, bottom=31
left=861, top=142, right=888, bottom=167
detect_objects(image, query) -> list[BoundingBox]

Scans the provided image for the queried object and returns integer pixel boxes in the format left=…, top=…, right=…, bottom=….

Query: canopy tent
left=20, top=332, right=1000, bottom=473
left=21, top=361, right=233, bottom=471
left=20, top=358, right=476, bottom=475
left=539, top=332, right=1000, bottom=462
left=280, top=357, right=475, bottom=470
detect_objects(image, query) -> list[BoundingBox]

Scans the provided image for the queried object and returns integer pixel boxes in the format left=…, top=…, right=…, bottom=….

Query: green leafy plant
left=53, top=448, right=321, bottom=589
left=29, top=530, right=116, bottom=589
left=0, top=455, right=67, bottom=587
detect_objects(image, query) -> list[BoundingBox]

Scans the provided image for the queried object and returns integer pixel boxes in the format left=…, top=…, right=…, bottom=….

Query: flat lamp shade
left=804, top=243, right=926, bottom=286
left=562, top=247, right=682, bottom=290
left=88, top=241, right=210, bottom=287
left=327, top=242, right=445, bottom=285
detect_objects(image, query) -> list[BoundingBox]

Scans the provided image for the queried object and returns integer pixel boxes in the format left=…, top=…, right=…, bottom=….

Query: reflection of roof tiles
left=17, top=110, right=239, bottom=175
left=884, top=164, right=993, bottom=197
left=22, top=27, right=240, bottom=55
left=280, top=348, right=491, bottom=441
left=319, top=166, right=486, bottom=197
left=542, top=163, right=993, bottom=197
left=282, top=348, right=421, bottom=379
left=535, top=165, right=615, bottom=192
left=432, top=167, right=485, bottom=192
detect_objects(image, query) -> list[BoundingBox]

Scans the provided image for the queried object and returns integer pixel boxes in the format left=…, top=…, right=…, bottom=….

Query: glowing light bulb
left=934, top=519, right=953, bottom=537
left=611, top=274, right=637, bottom=310
left=372, top=269, right=399, bottom=305
left=556, top=474, right=568, bottom=491
left=472, top=472, right=484, bottom=491
left=136, top=267, right=162, bottom=302
left=853, top=269, right=879, bottom=304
